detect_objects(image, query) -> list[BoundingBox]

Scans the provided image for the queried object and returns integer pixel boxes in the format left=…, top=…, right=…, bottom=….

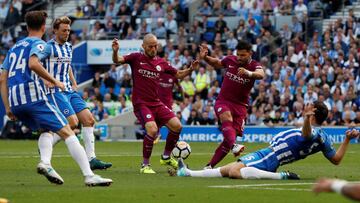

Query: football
left=171, top=141, right=191, bottom=159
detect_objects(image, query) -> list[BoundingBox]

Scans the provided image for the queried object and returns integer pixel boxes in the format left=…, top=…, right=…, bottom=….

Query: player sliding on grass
left=0, top=11, right=112, bottom=186
left=176, top=101, right=360, bottom=180
left=112, top=34, right=198, bottom=174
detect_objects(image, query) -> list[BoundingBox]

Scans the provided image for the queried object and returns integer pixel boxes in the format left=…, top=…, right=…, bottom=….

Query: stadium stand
left=0, top=0, right=359, bottom=139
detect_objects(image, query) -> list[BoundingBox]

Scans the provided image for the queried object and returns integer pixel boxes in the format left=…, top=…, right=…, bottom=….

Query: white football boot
left=85, top=174, right=113, bottom=187
left=37, top=162, right=64, bottom=185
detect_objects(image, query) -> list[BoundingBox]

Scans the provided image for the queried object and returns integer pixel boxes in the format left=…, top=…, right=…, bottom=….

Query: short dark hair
left=236, top=40, right=252, bottom=51
left=25, top=11, right=48, bottom=31
left=313, top=101, right=328, bottom=125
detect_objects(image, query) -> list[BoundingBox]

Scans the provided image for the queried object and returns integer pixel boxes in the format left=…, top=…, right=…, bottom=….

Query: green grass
left=0, top=140, right=359, bottom=203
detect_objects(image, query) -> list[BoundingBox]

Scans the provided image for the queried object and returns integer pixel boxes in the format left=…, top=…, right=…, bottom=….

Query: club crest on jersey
left=64, top=109, right=69, bottom=114
left=156, top=65, right=161, bottom=71
left=218, top=107, right=222, bottom=112
left=169, top=79, right=173, bottom=83
left=37, top=44, right=44, bottom=51
left=146, top=114, right=152, bottom=119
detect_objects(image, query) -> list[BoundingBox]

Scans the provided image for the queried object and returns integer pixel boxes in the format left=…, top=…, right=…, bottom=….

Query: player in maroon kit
left=112, top=34, right=197, bottom=173
left=200, top=40, right=265, bottom=168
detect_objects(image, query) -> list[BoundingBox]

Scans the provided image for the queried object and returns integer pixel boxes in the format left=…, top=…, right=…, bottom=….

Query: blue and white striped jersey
left=1, top=37, right=48, bottom=107
left=43, top=39, right=73, bottom=94
left=270, top=128, right=336, bottom=166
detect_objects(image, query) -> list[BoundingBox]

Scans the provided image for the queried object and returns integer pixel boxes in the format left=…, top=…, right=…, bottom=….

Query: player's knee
left=173, top=122, right=182, bottom=133
left=228, top=167, right=241, bottom=179
left=68, top=118, right=79, bottom=130
left=147, top=126, right=158, bottom=137
left=83, top=116, right=95, bottom=127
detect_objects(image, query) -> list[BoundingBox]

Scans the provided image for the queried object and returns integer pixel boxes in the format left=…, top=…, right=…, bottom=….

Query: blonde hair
left=52, top=16, right=71, bottom=30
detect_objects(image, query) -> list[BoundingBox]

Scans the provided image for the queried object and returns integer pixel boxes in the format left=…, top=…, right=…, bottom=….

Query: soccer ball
left=171, top=141, right=191, bottom=159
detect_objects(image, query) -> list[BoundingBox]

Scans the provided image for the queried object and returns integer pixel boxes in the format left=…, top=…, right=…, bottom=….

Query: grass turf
left=0, top=140, right=359, bottom=203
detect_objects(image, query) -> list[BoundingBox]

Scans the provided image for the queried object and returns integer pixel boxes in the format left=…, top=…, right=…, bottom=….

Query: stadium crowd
left=0, top=0, right=359, bottom=132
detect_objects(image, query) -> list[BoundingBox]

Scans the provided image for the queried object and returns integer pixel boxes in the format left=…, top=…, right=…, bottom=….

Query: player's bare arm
left=29, top=55, right=65, bottom=91
left=199, top=44, right=223, bottom=69
left=238, top=67, right=265, bottom=80
left=313, top=178, right=360, bottom=201
left=0, top=70, right=16, bottom=120
left=175, top=60, right=199, bottom=79
left=302, top=103, right=316, bottom=138
left=330, top=129, right=359, bottom=165
left=69, top=67, right=78, bottom=91
left=112, top=38, right=125, bottom=64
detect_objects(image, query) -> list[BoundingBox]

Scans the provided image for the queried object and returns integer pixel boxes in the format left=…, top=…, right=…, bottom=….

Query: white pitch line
left=0, top=152, right=217, bottom=159
left=237, top=187, right=312, bottom=192
left=209, top=182, right=314, bottom=188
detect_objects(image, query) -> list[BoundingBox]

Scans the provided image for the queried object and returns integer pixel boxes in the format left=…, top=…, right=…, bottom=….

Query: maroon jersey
left=159, top=73, right=178, bottom=108
left=124, top=52, right=178, bottom=106
left=218, top=56, right=262, bottom=106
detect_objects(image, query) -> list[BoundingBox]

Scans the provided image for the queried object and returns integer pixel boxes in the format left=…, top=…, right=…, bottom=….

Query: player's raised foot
left=232, top=144, right=245, bottom=157
left=160, top=155, right=178, bottom=169
left=37, top=162, right=64, bottom=185
left=85, top=174, right=113, bottom=187
left=281, top=171, right=300, bottom=180
left=177, top=158, right=190, bottom=177
left=90, top=158, right=112, bottom=170
left=140, top=164, right=156, bottom=174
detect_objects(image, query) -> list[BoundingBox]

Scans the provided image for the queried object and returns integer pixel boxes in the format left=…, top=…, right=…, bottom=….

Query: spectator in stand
left=164, top=13, right=178, bottom=36
left=75, top=6, right=84, bottom=18
left=121, top=72, right=132, bottom=89
left=1, top=30, right=13, bottom=49
left=92, top=101, right=109, bottom=121
left=151, top=2, right=164, bottom=18
left=105, top=2, right=117, bottom=18
left=199, top=111, right=215, bottom=125
left=279, top=0, right=292, bottom=15
left=83, top=0, right=96, bottom=18
left=118, top=15, right=130, bottom=39
left=117, top=3, right=131, bottom=16
left=4, top=4, right=20, bottom=37
left=194, top=67, right=210, bottom=100
left=94, top=2, right=106, bottom=17
left=154, top=18, right=167, bottom=39
left=89, top=21, right=106, bottom=40
left=226, top=32, right=238, bottom=50
left=92, top=72, right=102, bottom=88
left=125, top=27, right=138, bottom=39
left=197, top=1, right=212, bottom=16
left=294, top=0, right=308, bottom=22
left=215, top=13, right=227, bottom=33
left=186, top=109, right=201, bottom=126
left=137, top=20, right=151, bottom=38
left=224, top=2, right=237, bottom=16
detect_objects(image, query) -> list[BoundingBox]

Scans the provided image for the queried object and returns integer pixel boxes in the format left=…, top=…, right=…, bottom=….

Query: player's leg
left=177, top=158, right=240, bottom=178
left=134, top=105, right=158, bottom=173
left=76, top=108, right=112, bottom=170
left=67, top=92, right=112, bottom=169
left=207, top=103, right=236, bottom=168
left=141, top=121, right=158, bottom=173
left=159, top=105, right=181, bottom=169
left=36, top=101, right=112, bottom=186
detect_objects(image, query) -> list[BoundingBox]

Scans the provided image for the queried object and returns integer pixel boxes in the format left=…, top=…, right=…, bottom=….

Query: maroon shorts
left=214, top=100, right=248, bottom=135
left=134, top=104, right=176, bottom=128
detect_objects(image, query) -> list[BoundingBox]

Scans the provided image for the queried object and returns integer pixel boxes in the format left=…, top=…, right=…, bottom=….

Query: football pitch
left=0, top=140, right=359, bottom=203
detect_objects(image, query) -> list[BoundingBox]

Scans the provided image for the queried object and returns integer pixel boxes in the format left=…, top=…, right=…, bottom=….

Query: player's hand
left=112, top=38, right=119, bottom=52
left=6, top=108, right=16, bottom=121
left=199, top=44, right=208, bottom=60
left=313, top=178, right=334, bottom=194
left=304, top=103, right=316, bottom=117
left=54, top=80, right=65, bottom=91
left=72, top=84, right=78, bottom=92
left=238, top=67, right=251, bottom=77
left=44, top=80, right=54, bottom=88
left=345, top=128, right=359, bottom=140
left=190, top=60, right=199, bottom=71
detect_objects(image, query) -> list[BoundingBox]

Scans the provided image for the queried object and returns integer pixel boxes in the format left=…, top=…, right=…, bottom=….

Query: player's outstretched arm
left=238, top=67, right=265, bottom=80
left=112, top=38, right=125, bottom=64
left=29, top=55, right=65, bottom=91
left=330, top=129, right=359, bottom=165
left=175, top=60, right=199, bottom=79
left=313, top=178, right=360, bottom=201
left=301, top=103, right=316, bottom=139
left=0, top=70, right=16, bottom=120
left=199, top=44, right=223, bottom=69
